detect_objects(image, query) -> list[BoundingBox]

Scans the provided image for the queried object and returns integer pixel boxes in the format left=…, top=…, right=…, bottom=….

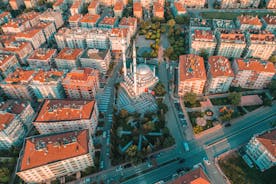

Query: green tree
left=120, top=109, right=129, bottom=119
left=167, top=19, right=176, bottom=28
left=193, top=125, right=204, bottom=134
left=184, top=92, right=197, bottom=106
left=228, top=92, right=241, bottom=106
left=0, top=167, right=10, bottom=183
left=268, top=55, right=276, bottom=63
left=160, top=25, right=166, bottom=33
left=153, top=82, right=166, bottom=96
left=268, top=80, right=276, bottom=98
left=126, top=145, right=138, bottom=157
left=164, top=47, right=174, bottom=58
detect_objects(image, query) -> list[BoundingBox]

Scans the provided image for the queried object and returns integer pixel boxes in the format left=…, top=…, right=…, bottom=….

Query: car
left=203, top=157, right=211, bottom=165
left=225, top=123, right=231, bottom=127
left=179, top=158, right=185, bottom=163
left=102, top=131, right=106, bottom=138
left=100, top=161, right=104, bottom=169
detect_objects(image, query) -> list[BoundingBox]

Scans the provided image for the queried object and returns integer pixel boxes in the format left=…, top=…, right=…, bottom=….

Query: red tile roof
left=174, top=2, right=186, bottom=13
left=256, top=129, right=276, bottom=157
left=111, top=28, right=128, bottom=37
left=0, top=100, right=29, bottom=114
left=237, top=15, right=262, bottom=26
left=170, top=167, right=211, bottom=184
left=119, top=17, right=137, bottom=26
left=0, top=11, right=11, bottom=19
left=80, top=14, right=100, bottom=24
left=0, top=112, right=15, bottom=131
left=15, top=29, right=42, bottom=38
left=114, top=1, right=124, bottom=11
left=32, top=70, right=64, bottom=83
left=193, top=30, right=215, bottom=41
left=0, top=54, right=16, bottom=67
left=35, top=99, right=95, bottom=122
left=133, top=2, right=142, bottom=11
left=249, top=31, right=275, bottom=42
left=235, top=58, right=275, bottom=73
left=220, top=31, right=245, bottom=42
left=99, top=17, right=117, bottom=25
left=153, top=2, right=164, bottom=13
left=88, top=0, right=99, bottom=9
left=55, top=48, right=83, bottom=60
left=71, top=0, right=82, bottom=9
left=4, top=69, right=35, bottom=84
left=262, top=15, right=276, bottom=25
left=208, top=56, right=234, bottom=77
left=179, top=54, right=206, bottom=81
left=28, top=49, right=56, bottom=61
left=20, top=129, right=89, bottom=171
left=68, top=14, right=83, bottom=22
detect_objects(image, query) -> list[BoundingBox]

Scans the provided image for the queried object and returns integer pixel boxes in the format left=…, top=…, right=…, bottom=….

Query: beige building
left=262, top=15, right=276, bottom=32
left=216, top=30, right=246, bottom=58
left=109, top=28, right=130, bottom=53
left=88, top=0, right=100, bottom=14
left=70, top=0, right=84, bottom=15
left=0, top=69, right=36, bottom=100
left=34, top=22, right=56, bottom=42
left=62, top=68, right=99, bottom=100
left=55, top=48, right=83, bottom=70
left=232, top=58, right=275, bottom=89
left=9, top=0, right=24, bottom=10
left=30, top=70, right=65, bottom=99
left=246, top=128, right=276, bottom=172
left=114, top=1, right=124, bottom=17
left=245, top=31, right=276, bottom=60
left=190, top=29, right=217, bottom=56
left=206, top=56, right=234, bottom=94
left=178, top=54, right=207, bottom=96
left=133, top=2, right=143, bottom=19
left=24, top=0, right=38, bottom=8
left=180, top=0, right=206, bottom=8
left=33, top=99, right=98, bottom=134
left=27, top=48, right=57, bottom=70
left=15, top=29, right=46, bottom=49
left=40, top=9, right=64, bottom=29
left=220, top=0, right=260, bottom=8
left=119, top=17, right=138, bottom=37
left=236, top=15, right=262, bottom=31
left=153, top=2, right=164, bottom=19
left=267, top=0, right=276, bottom=8
left=0, top=54, right=20, bottom=78
left=16, top=130, right=95, bottom=183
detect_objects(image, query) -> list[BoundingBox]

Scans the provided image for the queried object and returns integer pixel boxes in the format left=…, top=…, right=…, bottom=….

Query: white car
left=116, top=166, right=123, bottom=172
left=203, top=157, right=211, bottom=165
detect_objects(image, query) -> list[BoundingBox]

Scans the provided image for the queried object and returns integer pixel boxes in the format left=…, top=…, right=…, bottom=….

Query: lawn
left=210, top=97, right=230, bottom=106
left=219, top=152, right=276, bottom=184
left=201, top=12, right=276, bottom=20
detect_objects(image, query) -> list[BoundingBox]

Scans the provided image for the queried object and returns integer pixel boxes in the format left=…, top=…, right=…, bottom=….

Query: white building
left=27, top=48, right=57, bottom=70
left=246, top=128, right=276, bottom=171
left=40, top=9, right=64, bottom=29
left=16, top=129, right=95, bottom=183
left=206, top=56, right=234, bottom=94
left=15, top=29, right=46, bottom=49
left=0, top=100, right=35, bottom=150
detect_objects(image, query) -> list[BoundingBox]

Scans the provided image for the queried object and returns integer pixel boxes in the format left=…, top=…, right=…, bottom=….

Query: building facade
left=0, top=54, right=21, bottom=78
left=26, top=48, right=57, bottom=70
left=236, top=15, right=262, bottom=31
left=15, top=29, right=46, bottom=49
left=55, top=48, right=83, bottom=70
left=119, top=17, right=138, bottom=37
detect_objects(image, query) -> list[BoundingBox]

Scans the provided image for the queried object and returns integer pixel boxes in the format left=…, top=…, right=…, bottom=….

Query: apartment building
left=88, top=0, right=100, bottom=14
left=0, top=54, right=20, bottom=78
left=53, top=0, right=68, bottom=12
left=119, top=17, right=137, bottom=37
left=109, top=28, right=130, bottom=54
left=181, top=0, right=206, bottom=8
left=0, top=41, right=33, bottom=65
left=98, top=17, right=118, bottom=29
left=0, top=100, right=35, bottom=150
left=0, top=35, right=16, bottom=48
left=33, top=99, right=98, bottom=134
left=55, top=48, right=83, bottom=70
left=232, top=58, right=275, bottom=89
left=246, top=128, right=276, bottom=171
left=245, top=31, right=276, bottom=60
left=16, top=130, right=95, bottom=183
left=30, top=70, right=65, bottom=99
left=27, top=48, right=57, bottom=70
left=40, top=9, right=64, bottom=29
left=0, top=12, right=12, bottom=25
left=153, top=2, right=164, bottom=19
left=206, top=56, right=234, bottom=94
left=55, top=27, right=110, bottom=50
left=178, top=54, right=207, bottom=96
left=70, top=0, right=84, bottom=15
left=216, top=30, right=246, bottom=58
left=24, top=0, right=38, bottom=8
left=236, top=15, right=262, bottom=31
left=0, top=69, right=36, bottom=100
left=2, top=20, right=31, bottom=34
left=267, top=0, right=276, bottom=8
left=133, top=2, right=143, bottom=19
left=34, top=22, right=56, bottom=42
left=220, top=0, right=260, bottom=8
left=171, top=2, right=187, bottom=16
left=80, top=49, right=111, bottom=74
left=80, top=14, right=101, bottom=28
left=262, top=15, right=276, bottom=33
left=62, top=68, right=99, bottom=100
left=69, top=14, right=83, bottom=27
left=190, top=29, right=217, bottom=56
left=15, top=29, right=46, bottom=49
left=17, top=11, right=41, bottom=27
left=9, top=0, right=24, bottom=10
left=114, top=1, right=124, bottom=17
left=170, top=167, right=211, bottom=184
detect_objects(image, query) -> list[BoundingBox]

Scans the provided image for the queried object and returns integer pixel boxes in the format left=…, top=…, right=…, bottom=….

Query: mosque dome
left=137, top=64, right=152, bottom=75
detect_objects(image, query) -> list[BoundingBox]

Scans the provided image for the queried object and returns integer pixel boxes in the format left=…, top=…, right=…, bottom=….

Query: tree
left=167, top=19, right=176, bottom=28
left=126, top=145, right=138, bottom=157
left=164, top=47, right=174, bottom=58
left=184, top=92, right=197, bottom=106
left=163, top=137, right=175, bottom=147
left=193, top=125, right=204, bottom=134
left=160, top=25, right=166, bottom=33
left=120, top=109, right=129, bottom=119
left=268, top=80, right=276, bottom=98
left=228, top=92, right=241, bottom=106
left=268, top=55, right=276, bottom=63
left=153, top=82, right=166, bottom=96
left=175, top=15, right=190, bottom=25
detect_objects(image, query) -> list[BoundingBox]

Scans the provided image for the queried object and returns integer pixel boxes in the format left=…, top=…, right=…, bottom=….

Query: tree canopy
left=228, top=92, right=241, bottom=106
left=184, top=92, right=197, bottom=106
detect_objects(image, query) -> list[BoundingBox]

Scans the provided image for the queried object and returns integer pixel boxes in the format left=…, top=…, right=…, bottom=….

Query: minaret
left=121, top=35, right=127, bottom=78
left=133, top=41, right=137, bottom=95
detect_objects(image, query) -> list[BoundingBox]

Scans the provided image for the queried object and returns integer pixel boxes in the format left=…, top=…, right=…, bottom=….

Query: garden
left=110, top=109, right=175, bottom=165
left=188, top=111, right=215, bottom=134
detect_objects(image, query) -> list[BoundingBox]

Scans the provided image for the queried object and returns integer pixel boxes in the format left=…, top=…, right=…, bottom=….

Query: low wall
left=194, top=124, right=222, bottom=139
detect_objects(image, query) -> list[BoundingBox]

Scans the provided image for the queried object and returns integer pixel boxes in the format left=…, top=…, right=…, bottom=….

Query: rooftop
left=99, top=17, right=117, bottom=26
left=17, top=11, right=40, bottom=21
left=1, top=41, right=31, bottom=53
left=32, top=70, right=64, bottom=83
left=237, top=15, right=262, bottom=26
left=35, top=99, right=95, bottom=122
left=133, top=2, right=142, bottom=11
left=81, top=49, right=109, bottom=60
left=0, top=100, right=29, bottom=114
left=212, top=19, right=236, bottom=30
left=0, top=54, right=16, bottom=67
left=71, top=0, right=82, bottom=9
left=0, top=112, right=15, bottom=131
left=219, top=30, right=245, bottom=43
left=170, top=167, right=211, bottom=184
left=190, top=18, right=212, bottom=29
left=174, top=2, right=187, bottom=13
left=153, top=2, right=164, bottom=13
left=15, top=29, right=42, bottom=38
left=179, top=54, right=206, bottom=81
left=262, top=14, right=276, bottom=25
left=114, top=1, right=124, bottom=11
left=55, top=48, right=83, bottom=60
left=20, top=129, right=89, bottom=171
left=56, top=27, right=111, bottom=37
left=80, top=14, right=100, bottom=24
left=235, top=58, right=275, bottom=73
left=208, top=56, right=234, bottom=77
left=53, top=0, right=64, bottom=7
left=28, top=48, right=56, bottom=61
left=256, top=128, right=276, bottom=157
left=62, top=68, right=99, bottom=86
left=34, top=21, right=53, bottom=29
left=110, top=28, right=128, bottom=37
left=68, top=14, right=83, bottom=22
left=0, top=11, right=11, bottom=19
left=4, top=69, right=35, bottom=84
left=249, top=30, right=275, bottom=43
left=192, top=29, right=215, bottom=41
left=88, top=0, right=99, bottom=9
left=2, top=19, right=28, bottom=29
left=119, top=17, right=137, bottom=27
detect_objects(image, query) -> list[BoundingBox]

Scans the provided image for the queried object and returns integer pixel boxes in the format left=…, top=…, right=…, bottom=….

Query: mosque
left=116, top=39, right=159, bottom=114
